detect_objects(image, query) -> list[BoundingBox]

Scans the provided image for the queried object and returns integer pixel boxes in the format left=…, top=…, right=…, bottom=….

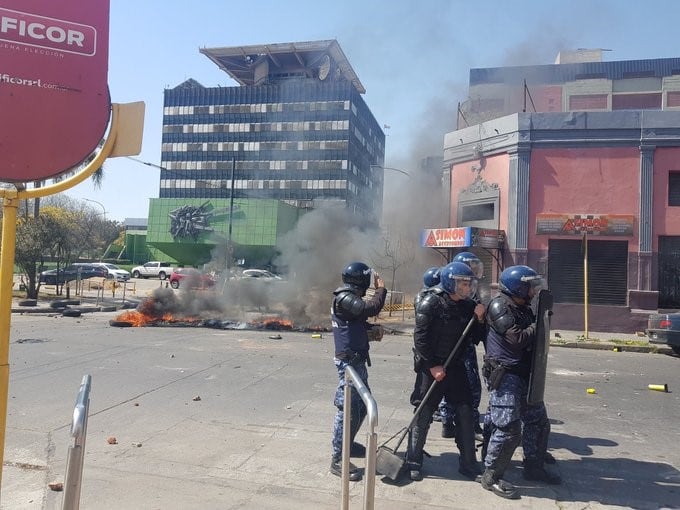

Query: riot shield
left=527, top=289, right=553, bottom=406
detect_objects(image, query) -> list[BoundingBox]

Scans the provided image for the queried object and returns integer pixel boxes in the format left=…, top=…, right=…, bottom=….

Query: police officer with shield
left=480, top=265, right=561, bottom=499
left=329, top=262, right=386, bottom=482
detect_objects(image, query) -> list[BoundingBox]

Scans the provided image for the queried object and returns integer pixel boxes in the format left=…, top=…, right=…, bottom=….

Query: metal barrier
left=341, top=366, right=377, bottom=510
left=62, top=375, right=91, bottom=510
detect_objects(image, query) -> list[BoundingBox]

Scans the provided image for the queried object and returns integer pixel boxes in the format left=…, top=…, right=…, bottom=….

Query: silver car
left=91, top=263, right=131, bottom=282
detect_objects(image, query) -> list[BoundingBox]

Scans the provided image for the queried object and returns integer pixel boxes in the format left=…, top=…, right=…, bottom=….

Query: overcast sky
left=63, top=0, right=680, bottom=222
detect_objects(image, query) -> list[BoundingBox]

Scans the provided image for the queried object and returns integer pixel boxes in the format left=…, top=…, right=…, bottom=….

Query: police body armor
left=331, top=286, right=370, bottom=364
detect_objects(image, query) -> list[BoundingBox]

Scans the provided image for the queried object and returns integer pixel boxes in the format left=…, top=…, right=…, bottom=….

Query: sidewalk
left=375, top=313, right=674, bottom=355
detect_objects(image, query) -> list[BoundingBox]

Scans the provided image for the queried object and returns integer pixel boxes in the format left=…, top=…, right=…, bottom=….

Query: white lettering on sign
left=0, top=8, right=95, bottom=56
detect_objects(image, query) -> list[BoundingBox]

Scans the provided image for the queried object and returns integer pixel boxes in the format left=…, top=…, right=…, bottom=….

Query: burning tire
left=109, top=319, right=133, bottom=327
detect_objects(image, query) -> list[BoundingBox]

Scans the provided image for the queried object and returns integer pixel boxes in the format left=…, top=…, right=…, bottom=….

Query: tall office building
left=146, top=40, right=385, bottom=267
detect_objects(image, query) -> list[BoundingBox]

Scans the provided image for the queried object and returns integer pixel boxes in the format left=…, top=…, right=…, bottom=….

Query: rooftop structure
left=200, top=39, right=366, bottom=93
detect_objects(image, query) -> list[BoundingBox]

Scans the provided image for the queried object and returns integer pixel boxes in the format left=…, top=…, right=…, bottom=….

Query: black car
left=646, top=313, right=680, bottom=355
left=39, top=263, right=108, bottom=285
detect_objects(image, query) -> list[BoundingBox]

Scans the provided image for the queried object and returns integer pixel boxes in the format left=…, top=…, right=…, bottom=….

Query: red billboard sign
left=0, top=1, right=110, bottom=182
left=535, top=213, right=635, bottom=236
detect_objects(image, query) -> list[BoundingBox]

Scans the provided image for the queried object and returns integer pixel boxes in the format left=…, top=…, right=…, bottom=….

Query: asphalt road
left=1, top=311, right=679, bottom=509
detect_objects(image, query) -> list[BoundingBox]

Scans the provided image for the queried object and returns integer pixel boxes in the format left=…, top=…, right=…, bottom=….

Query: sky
left=62, top=0, right=680, bottom=222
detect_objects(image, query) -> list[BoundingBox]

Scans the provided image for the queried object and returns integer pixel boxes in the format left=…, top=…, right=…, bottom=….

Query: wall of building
left=449, top=153, right=510, bottom=228
left=529, top=147, right=641, bottom=252
left=146, top=198, right=299, bottom=266
left=652, top=147, right=680, bottom=246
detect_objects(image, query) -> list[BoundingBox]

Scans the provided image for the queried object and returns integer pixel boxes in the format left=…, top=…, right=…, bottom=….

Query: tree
left=15, top=213, right=67, bottom=298
left=371, top=229, right=416, bottom=315
left=14, top=201, right=122, bottom=297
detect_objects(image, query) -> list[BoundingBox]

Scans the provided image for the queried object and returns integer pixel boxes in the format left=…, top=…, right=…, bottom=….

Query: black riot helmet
left=341, top=261, right=372, bottom=291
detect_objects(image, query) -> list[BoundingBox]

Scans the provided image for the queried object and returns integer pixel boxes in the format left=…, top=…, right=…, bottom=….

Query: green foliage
left=14, top=199, right=124, bottom=297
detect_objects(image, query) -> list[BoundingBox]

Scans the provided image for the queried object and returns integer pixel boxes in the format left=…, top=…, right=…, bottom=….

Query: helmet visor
left=453, top=277, right=478, bottom=299
left=468, top=259, right=484, bottom=279
left=523, top=275, right=546, bottom=296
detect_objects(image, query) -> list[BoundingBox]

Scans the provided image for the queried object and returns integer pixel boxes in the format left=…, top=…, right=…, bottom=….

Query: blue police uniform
left=481, top=291, right=558, bottom=493
left=330, top=285, right=386, bottom=461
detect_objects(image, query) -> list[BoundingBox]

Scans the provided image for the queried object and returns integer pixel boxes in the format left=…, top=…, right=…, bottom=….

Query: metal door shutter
left=659, top=236, right=680, bottom=308
left=548, top=239, right=628, bottom=305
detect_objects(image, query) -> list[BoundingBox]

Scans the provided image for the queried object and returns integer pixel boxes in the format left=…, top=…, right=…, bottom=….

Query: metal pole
left=583, top=233, right=589, bottom=339
left=226, top=157, right=235, bottom=280
left=0, top=195, right=18, bottom=487
left=341, top=380, right=351, bottom=510
left=63, top=374, right=91, bottom=510
left=341, top=366, right=378, bottom=510
left=0, top=104, right=121, bottom=495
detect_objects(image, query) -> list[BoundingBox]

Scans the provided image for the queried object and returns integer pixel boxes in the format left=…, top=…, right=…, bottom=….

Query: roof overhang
left=199, top=39, right=366, bottom=93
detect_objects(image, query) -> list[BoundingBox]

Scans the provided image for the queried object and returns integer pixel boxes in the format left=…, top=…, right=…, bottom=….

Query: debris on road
left=48, top=481, right=63, bottom=491
left=107, top=436, right=118, bottom=445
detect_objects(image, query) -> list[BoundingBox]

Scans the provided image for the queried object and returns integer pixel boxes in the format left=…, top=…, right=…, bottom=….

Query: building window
left=667, top=91, right=680, bottom=108
left=569, top=94, right=607, bottom=110
left=461, top=203, right=495, bottom=222
left=612, top=93, right=662, bottom=110
left=670, top=172, right=680, bottom=206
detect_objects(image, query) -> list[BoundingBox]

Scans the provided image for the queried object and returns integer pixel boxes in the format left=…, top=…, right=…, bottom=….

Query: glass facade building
left=148, top=40, right=385, bottom=267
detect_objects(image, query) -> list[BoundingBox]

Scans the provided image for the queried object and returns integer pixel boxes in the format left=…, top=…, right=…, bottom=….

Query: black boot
left=441, top=422, right=456, bottom=438
left=330, top=456, right=362, bottom=481
left=480, top=469, right=520, bottom=499
left=454, top=404, right=482, bottom=480
left=523, top=459, right=562, bottom=485
left=350, top=442, right=366, bottom=457
left=406, top=424, right=429, bottom=481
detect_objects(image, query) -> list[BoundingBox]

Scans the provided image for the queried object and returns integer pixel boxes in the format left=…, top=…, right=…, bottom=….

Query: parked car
left=91, top=262, right=131, bottom=282
left=131, top=261, right=175, bottom=280
left=169, top=268, right=216, bottom=289
left=240, top=269, right=283, bottom=280
left=39, top=263, right=108, bottom=285
left=646, top=313, right=680, bottom=355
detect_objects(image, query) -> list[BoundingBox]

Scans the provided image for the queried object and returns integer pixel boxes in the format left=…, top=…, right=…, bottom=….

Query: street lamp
left=83, top=198, right=106, bottom=218
left=370, top=165, right=411, bottom=178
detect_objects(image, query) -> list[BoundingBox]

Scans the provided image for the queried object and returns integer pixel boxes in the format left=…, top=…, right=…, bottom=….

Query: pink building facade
left=443, top=111, right=680, bottom=332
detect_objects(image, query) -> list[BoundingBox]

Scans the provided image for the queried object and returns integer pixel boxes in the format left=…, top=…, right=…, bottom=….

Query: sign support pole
left=0, top=104, right=125, bottom=489
left=583, top=232, right=589, bottom=339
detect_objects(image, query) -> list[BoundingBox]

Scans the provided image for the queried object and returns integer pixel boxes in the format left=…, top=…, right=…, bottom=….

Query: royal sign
left=0, top=1, right=110, bottom=182
left=536, top=213, right=635, bottom=236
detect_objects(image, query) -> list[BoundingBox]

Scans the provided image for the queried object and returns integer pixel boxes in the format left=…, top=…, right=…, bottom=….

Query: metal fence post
left=62, top=374, right=91, bottom=510
left=341, top=365, right=377, bottom=510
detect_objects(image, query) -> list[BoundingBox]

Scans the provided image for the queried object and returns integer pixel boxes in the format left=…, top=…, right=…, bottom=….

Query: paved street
left=1, top=306, right=679, bottom=509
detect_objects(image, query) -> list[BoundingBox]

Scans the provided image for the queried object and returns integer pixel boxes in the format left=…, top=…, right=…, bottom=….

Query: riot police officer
left=480, top=265, right=560, bottom=500
left=414, top=266, right=441, bottom=309
left=439, top=252, right=485, bottom=439
left=329, top=262, right=386, bottom=482
left=407, top=262, right=486, bottom=481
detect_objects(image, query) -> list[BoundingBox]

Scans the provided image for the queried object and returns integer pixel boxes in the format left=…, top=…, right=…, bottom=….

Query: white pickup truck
left=130, top=261, right=175, bottom=280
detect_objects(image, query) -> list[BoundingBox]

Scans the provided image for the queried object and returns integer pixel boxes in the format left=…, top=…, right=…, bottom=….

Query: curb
left=550, top=341, right=674, bottom=355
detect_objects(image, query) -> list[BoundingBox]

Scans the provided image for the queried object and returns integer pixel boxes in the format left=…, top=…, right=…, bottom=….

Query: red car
left=169, top=268, right=216, bottom=289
